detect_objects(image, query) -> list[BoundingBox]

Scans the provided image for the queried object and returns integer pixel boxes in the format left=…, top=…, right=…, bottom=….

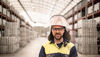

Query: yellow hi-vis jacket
left=39, top=41, right=77, bottom=57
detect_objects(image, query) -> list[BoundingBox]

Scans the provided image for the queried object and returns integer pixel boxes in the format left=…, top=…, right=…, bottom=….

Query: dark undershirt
left=57, top=42, right=63, bottom=48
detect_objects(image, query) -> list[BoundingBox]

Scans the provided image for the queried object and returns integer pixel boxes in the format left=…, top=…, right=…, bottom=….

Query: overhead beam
left=50, top=0, right=59, bottom=16
left=18, top=0, right=36, bottom=23
left=58, top=0, right=73, bottom=15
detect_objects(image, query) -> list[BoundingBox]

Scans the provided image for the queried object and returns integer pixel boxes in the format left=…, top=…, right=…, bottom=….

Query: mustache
left=55, top=33, right=61, bottom=35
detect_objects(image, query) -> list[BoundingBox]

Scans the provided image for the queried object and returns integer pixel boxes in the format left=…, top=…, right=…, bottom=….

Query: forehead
left=52, top=25, right=64, bottom=28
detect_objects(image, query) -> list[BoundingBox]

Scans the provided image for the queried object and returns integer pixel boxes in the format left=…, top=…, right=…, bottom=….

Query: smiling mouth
left=54, top=35, right=62, bottom=40
left=55, top=34, right=60, bottom=37
left=55, top=34, right=61, bottom=37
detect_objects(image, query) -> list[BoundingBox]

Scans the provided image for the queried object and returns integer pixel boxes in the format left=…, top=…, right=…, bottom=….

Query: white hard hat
left=50, top=15, right=68, bottom=27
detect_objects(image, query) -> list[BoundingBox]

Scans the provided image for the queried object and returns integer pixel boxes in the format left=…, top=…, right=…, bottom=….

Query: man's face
left=52, top=25, right=65, bottom=40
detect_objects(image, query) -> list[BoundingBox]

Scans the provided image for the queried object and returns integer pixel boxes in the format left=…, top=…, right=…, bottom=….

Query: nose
left=56, top=30, right=59, bottom=33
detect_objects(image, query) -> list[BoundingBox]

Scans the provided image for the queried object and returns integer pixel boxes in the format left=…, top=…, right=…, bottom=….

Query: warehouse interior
left=0, top=0, right=100, bottom=57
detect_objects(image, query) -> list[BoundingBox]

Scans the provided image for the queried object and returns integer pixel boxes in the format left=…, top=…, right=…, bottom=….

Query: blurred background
left=0, top=0, right=100, bottom=57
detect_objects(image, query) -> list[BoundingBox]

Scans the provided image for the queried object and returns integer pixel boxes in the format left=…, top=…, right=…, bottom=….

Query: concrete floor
left=0, top=37, right=100, bottom=57
left=0, top=37, right=48, bottom=57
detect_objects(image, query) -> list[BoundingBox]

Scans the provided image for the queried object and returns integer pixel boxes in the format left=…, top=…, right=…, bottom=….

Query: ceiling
left=7, top=0, right=81, bottom=27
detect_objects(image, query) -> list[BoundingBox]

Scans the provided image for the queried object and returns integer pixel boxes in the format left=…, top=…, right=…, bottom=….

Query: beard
left=54, top=33, right=63, bottom=40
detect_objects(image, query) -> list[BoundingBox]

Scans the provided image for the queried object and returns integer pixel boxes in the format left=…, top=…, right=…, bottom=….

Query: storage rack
left=65, top=0, right=100, bottom=25
left=0, top=0, right=34, bottom=54
left=0, top=0, right=32, bottom=32
left=64, top=0, right=100, bottom=36
left=64, top=0, right=100, bottom=54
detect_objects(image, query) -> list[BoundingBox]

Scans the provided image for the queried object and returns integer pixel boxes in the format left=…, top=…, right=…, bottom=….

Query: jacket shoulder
left=67, top=42, right=74, bottom=49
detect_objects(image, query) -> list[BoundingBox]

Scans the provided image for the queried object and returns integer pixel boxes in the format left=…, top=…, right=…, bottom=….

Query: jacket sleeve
left=39, top=46, right=46, bottom=57
left=69, top=46, right=78, bottom=57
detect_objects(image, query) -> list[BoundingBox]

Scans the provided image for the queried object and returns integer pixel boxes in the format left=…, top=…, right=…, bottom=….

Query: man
left=39, top=15, right=78, bottom=57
